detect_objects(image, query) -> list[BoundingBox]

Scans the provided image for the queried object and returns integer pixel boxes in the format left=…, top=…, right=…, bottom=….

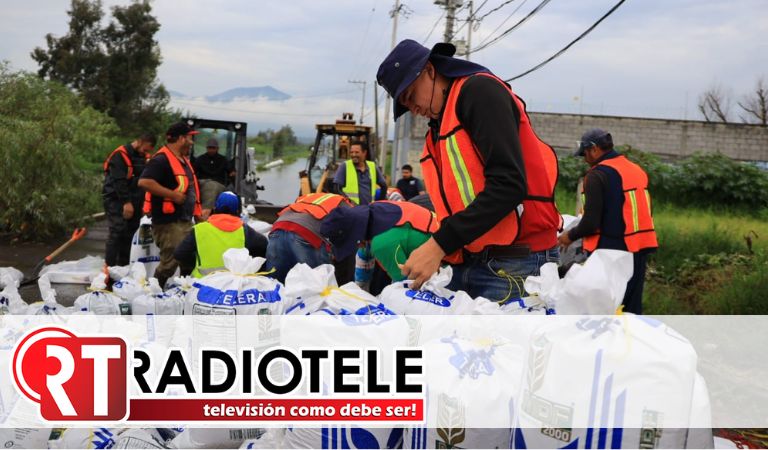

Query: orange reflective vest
left=380, top=200, right=439, bottom=234
left=280, top=193, right=353, bottom=220
left=103, top=145, right=147, bottom=180
left=421, top=73, right=561, bottom=263
left=581, top=155, right=658, bottom=253
left=142, top=147, right=202, bottom=216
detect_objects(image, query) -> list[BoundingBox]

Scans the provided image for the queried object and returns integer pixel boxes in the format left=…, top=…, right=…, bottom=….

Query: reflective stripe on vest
left=192, top=217, right=245, bottom=278
left=581, top=155, right=658, bottom=253
left=420, top=73, right=560, bottom=262
left=279, top=193, right=351, bottom=220
left=343, top=160, right=377, bottom=205
left=381, top=200, right=439, bottom=234
left=142, top=146, right=202, bottom=217
left=104, top=146, right=134, bottom=179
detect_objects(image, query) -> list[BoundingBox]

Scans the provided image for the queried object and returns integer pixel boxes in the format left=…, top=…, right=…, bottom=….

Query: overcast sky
left=2, top=0, right=767, bottom=136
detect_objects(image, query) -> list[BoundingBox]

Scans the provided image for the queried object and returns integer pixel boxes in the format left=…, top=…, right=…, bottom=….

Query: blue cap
left=214, top=191, right=241, bottom=215
left=575, top=128, right=613, bottom=156
left=320, top=202, right=407, bottom=260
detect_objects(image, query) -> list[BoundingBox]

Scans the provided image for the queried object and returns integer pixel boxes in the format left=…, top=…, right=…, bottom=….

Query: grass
left=554, top=188, right=768, bottom=314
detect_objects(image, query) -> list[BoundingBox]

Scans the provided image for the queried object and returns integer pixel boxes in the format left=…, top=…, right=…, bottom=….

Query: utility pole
left=442, top=0, right=458, bottom=42
left=465, top=0, right=473, bottom=60
left=348, top=80, right=366, bottom=124
left=381, top=0, right=402, bottom=170
left=374, top=82, right=380, bottom=154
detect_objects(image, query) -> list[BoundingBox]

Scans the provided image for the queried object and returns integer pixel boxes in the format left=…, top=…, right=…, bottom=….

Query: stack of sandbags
left=112, top=262, right=155, bottom=303
left=133, top=278, right=184, bottom=316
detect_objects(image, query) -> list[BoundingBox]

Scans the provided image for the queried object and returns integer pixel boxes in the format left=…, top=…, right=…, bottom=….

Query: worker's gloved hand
left=399, top=237, right=446, bottom=290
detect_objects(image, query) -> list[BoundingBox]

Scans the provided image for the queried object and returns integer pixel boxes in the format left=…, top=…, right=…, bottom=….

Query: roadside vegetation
left=247, top=125, right=309, bottom=168
left=557, top=147, right=768, bottom=314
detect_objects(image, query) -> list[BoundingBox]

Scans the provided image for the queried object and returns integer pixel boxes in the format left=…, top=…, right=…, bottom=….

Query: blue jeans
left=446, top=247, right=560, bottom=304
left=265, top=230, right=331, bottom=283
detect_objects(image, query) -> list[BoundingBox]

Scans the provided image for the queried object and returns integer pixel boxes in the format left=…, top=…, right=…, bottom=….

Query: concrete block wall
left=405, top=112, right=768, bottom=163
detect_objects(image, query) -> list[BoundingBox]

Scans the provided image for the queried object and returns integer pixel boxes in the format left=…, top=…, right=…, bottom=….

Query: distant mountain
left=206, top=86, right=291, bottom=102
left=168, top=90, right=187, bottom=98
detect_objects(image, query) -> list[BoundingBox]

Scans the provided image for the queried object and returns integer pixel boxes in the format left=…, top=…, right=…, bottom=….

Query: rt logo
left=12, top=327, right=128, bottom=421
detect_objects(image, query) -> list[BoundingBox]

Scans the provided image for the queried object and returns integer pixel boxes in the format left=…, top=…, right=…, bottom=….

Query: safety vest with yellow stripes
left=142, top=146, right=202, bottom=217
left=421, top=73, right=561, bottom=263
left=581, top=155, right=658, bottom=253
left=342, top=160, right=377, bottom=205
left=279, top=193, right=353, bottom=220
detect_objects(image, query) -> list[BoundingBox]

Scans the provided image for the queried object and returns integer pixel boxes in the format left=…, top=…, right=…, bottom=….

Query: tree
left=31, top=0, right=169, bottom=135
left=737, top=77, right=768, bottom=125
left=271, top=125, right=298, bottom=158
left=0, top=63, right=118, bottom=239
left=698, top=84, right=732, bottom=123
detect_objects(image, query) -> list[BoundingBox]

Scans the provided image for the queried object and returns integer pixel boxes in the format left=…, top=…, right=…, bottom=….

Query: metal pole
left=444, top=0, right=457, bottom=42
left=348, top=80, right=367, bottom=124
left=391, top=116, right=401, bottom=183
left=381, top=0, right=401, bottom=170
left=466, top=0, right=473, bottom=60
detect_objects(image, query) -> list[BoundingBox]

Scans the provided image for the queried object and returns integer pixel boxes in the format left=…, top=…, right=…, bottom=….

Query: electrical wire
left=476, top=0, right=528, bottom=47
left=471, top=0, right=552, bottom=53
left=452, top=0, right=490, bottom=38
left=422, top=11, right=446, bottom=43
left=505, top=0, right=627, bottom=81
left=476, top=0, right=516, bottom=22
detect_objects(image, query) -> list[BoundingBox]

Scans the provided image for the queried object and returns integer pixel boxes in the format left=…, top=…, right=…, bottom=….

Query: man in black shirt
left=138, top=123, right=202, bottom=287
left=194, top=137, right=234, bottom=215
left=395, top=164, right=425, bottom=200
left=376, top=40, right=561, bottom=301
left=102, top=134, right=156, bottom=266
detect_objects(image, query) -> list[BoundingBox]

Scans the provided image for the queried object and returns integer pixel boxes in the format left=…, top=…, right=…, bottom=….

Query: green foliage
left=252, top=125, right=298, bottom=158
left=31, top=0, right=170, bottom=136
left=0, top=64, right=117, bottom=240
left=557, top=146, right=768, bottom=212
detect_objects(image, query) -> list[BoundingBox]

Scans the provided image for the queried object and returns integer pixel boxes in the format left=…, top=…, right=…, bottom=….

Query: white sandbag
left=405, top=334, right=523, bottom=449
left=239, top=429, right=281, bottom=449
left=378, top=267, right=499, bottom=315
left=0, top=281, right=27, bottom=315
left=74, top=273, right=131, bottom=315
left=512, top=315, right=699, bottom=449
left=165, top=276, right=196, bottom=302
left=170, top=428, right=266, bottom=449
left=285, top=426, right=403, bottom=450
left=130, top=215, right=161, bottom=278
left=112, top=262, right=153, bottom=302
left=283, top=263, right=340, bottom=314
left=184, top=248, right=284, bottom=316
left=684, top=373, right=714, bottom=448
left=499, top=295, right=553, bottom=315
left=0, top=267, right=23, bottom=289
left=246, top=218, right=272, bottom=237
left=112, top=428, right=168, bottom=449
left=524, top=249, right=633, bottom=314
left=0, top=428, right=52, bottom=449
left=48, top=427, right=123, bottom=449
left=25, top=275, right=71, bottom=315
left=39, top=255, right=105, bottom=284
left=133, top=279, right=184, bottom=316
left=0, top=349, right=18, bottom=424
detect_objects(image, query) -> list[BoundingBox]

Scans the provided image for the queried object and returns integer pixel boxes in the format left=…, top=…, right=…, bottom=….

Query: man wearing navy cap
left=559, top=129, right=658, bottom=314
left=174, top=191, right=267, bottom=278
left=376, top=39, right=561, bottom=302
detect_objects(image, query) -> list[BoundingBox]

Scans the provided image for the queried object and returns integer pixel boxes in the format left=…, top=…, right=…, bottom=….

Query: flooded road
left=252, top=157, right=308, bottom=206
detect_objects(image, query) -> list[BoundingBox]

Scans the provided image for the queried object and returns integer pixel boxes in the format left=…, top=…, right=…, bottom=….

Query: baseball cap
left=206, top=138, right=219, bottom=148
left=165, top=122, right=200, bottom=139
left=574, top=128, right=613, bottom=156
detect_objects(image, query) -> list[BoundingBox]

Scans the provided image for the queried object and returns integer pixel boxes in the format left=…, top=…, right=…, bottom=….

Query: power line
left=476, top=0, right=516, bottom=22
left=471, top=0, right=552, bottom=53
left=477, top=0, right=528, bottom=47
left=170, top=99, right=336, bottom=117
left=422, top=11, right=445, bottom=44
left=505, top=0, right=627, bottom=81
left=452, top=0, right=489, bottom=38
